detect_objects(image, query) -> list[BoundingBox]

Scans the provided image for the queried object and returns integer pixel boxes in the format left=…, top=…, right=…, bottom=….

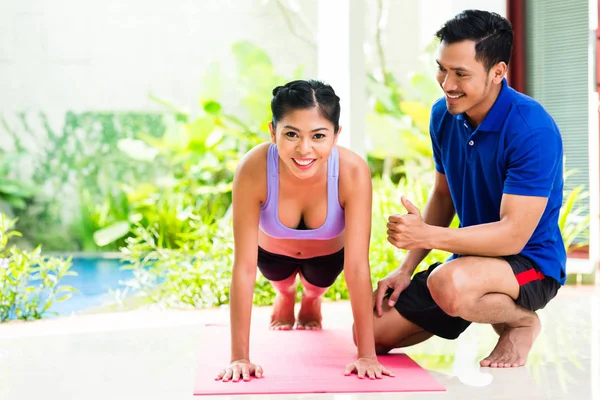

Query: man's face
left=436, top=40, right=504, bottom=125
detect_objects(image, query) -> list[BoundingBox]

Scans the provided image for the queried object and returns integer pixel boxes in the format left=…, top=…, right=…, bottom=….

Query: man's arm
left=396, top=171, right=456, bottom=276
left=389, top=127, right=560, bottom=258
left=426, top=193, right=547, bottom=256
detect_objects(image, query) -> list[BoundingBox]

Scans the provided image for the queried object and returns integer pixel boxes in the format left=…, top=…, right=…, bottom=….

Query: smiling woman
left=214, top=79, right=392, bottom=382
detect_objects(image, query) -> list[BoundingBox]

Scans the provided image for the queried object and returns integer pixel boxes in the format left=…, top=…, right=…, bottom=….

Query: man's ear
left=491, top=62, right=507, bottom=84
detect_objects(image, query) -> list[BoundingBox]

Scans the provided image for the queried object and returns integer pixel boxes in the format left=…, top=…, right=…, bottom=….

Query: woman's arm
left=342, top=158, right=376, bottom=359
left=229, top=150, right=263, bottom=362
left=217, top=146, right=266, bottom=382
left=339, top=149, right=392, bottom=378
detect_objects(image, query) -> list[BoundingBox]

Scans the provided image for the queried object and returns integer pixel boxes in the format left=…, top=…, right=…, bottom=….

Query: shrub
left=0, top=213, right=76, bottom=322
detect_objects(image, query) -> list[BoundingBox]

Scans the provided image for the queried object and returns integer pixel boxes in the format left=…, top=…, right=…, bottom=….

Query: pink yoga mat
left=193, top=325, right=445, bottom=395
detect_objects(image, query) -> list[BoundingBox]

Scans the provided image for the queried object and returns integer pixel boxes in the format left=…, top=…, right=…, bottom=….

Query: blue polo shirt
left=430, top=78, right=566, bottom=285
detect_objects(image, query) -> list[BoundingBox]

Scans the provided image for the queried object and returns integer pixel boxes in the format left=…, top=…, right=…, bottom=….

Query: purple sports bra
left=259, top=144, right=345, bottom=240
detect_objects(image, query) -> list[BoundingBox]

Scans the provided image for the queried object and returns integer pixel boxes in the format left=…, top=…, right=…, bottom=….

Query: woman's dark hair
left=271, top=79, right=341, bottom=133
left=435, top=9, right=513, bottom=71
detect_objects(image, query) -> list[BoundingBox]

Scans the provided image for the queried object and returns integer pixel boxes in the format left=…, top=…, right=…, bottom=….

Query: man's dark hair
left=271, top=80, right=341, bottom=133
left=435, top=9, right=513, bottom=71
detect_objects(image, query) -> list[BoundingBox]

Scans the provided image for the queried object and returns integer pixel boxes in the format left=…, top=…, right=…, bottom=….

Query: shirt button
left=468, top=140, right=474, bottom=146
left=464, top=122, right=469, bottom=128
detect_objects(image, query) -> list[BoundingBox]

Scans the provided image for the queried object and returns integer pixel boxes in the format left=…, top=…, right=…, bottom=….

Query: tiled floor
left=0, top=285, right=598, bottom=400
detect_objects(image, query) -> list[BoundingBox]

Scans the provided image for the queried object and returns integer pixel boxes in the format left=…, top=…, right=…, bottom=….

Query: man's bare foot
left=269, top=292, right=296, bottom=330
left=480, top=314, right=541, bottom=368
left=296, top=294, right=322, bottom=330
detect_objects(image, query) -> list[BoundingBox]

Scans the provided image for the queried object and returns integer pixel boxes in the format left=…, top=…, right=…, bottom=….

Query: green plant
left=325, top=176, right=457, bottom=301
left=120, top=218, right=234, bottom=308
left=96, top=41, right=302, bottom=250
left=365, top=41, right=442, bottom=182
left=0, top=149, right=37, bottom=214
left=1, top=112, right=166, bottom=251
left=559, top=185, right=589, bottom=253
left=0, top=213, right=76, bottom=322
left=118, top=175, right=458, bottom=308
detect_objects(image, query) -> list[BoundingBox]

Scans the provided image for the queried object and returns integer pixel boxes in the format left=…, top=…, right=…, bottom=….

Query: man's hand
left=216, top=359, right=263, bottom=382
left=344, top=356, right=394, bottom=379
left=373, top=270, right=412, bottom=317
left=387, top=196, right=430, bottom=250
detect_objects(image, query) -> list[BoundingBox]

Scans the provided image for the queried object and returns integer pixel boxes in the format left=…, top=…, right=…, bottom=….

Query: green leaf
left=365, top=113, right=413, bottom=159
left=203, top=101, right=222, bottom=115
left=187, top=117, right=216, bottom=145
left=366, top=76, right=399, bottom=113
left=293, top=64, right=305, bottom=80
left=163, top=122, right=190, bottom=152
left=129, top=213, right=143, bottom=223
left=232, top=41, right=273, bottom=75
left=205, top=128, right=224, bottom=148
left=3, top=196, right=27, bottom=209
left=400, top=101, right=431, bottom=134
left=148, top=93, right=189, bottom=121
left=93, top=221, right=131, bottom=247
left=54, top=293, right=73, bottom=303
left=117, top=139, right=159, bottom=161
left=194, top=182, right=233, bottom=195
left=199, top=61, right=222, bottom=102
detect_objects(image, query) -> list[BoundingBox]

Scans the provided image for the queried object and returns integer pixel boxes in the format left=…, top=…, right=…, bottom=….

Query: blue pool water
left=48, top=257, right=135, bottom=316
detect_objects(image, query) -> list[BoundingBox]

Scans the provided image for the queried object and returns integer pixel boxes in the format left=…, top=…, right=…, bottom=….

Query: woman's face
left=269, top=107, right=339, bottom=181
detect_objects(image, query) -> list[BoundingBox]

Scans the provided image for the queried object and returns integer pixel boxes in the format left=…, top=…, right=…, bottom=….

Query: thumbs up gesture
left=387, top=196, right=429, bottom=250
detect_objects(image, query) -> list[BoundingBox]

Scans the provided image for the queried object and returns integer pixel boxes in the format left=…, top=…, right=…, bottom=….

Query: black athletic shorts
left=388, top=254, right=561, bottom=340
left=257, top=246, right=344, bottom=288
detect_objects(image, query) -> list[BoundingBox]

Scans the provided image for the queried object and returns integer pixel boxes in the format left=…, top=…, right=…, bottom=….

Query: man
left=369, top=9, right=566, bottom=368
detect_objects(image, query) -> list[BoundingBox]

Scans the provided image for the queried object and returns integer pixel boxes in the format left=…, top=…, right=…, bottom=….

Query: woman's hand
left=216, top=359, right=264, bottom=382
left=344, top=356, right=394, bottom=379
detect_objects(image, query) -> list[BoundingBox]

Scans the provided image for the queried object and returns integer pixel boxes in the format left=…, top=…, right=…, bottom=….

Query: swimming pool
left=49, top=256, right=135, bottom=316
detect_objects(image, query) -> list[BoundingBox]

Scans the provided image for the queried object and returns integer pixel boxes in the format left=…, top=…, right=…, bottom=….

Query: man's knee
left=427, top=264, right=468, bottom=317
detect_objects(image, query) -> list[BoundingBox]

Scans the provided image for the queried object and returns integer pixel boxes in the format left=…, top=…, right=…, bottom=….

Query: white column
left=592, top=295, right=599, bottom=400
left=317, top=0, right=366, bottom=159
left=588, top=0, right=599, bottom=275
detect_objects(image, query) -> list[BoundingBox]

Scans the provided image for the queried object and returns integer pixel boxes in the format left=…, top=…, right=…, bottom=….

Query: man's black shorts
left=388, top=254, right=561, bottom=340
left=257, top=246, right=344, bottom=288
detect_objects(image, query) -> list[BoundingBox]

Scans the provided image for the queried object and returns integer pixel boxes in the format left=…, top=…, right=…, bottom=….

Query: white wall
left=0, top=0, right=318, bottom=118
left=368, top=0, right=506, bottom=88
left=0, top=0, right=506, bottom=118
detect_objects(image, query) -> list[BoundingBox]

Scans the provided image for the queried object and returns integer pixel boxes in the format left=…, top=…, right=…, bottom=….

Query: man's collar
left=456, top=78, right=513, bottom=131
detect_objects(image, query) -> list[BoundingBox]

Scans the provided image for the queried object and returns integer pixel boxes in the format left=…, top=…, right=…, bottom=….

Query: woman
left=216, top=80, right=391, bottom=382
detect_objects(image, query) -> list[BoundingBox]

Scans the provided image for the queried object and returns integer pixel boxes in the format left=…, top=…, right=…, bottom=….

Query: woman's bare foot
left=296, top=294, right=322, bottom=330
left=480, top=313, right=541, bottom=368
left=269, top=292, right=296, bottom=330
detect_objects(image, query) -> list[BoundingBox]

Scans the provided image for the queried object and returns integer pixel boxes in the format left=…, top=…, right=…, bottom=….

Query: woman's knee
left=270, top=272, right=298, bottom=294
left=299, top=273, right=329, bottom=298
left=352, top=311, right=391, bottom=350
left=371, top=305, right=409, bottom=351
